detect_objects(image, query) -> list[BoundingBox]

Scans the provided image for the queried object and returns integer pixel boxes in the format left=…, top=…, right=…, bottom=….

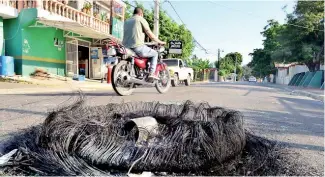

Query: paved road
left=0, top=82, right=324, bottom=174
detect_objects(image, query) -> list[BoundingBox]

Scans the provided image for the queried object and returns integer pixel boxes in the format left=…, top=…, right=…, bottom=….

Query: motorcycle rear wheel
left=155, top=67, right=171, bottom=94
left=111, top=61, right=135, bottom=96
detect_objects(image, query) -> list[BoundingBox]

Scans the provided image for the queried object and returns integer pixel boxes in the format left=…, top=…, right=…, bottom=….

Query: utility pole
left=153, top=0, right=160, bottom=37
left=217, top=49, right=223, bottom=68
left=217, top=49, right=220, bottom=69
left=234, top=55, right=237, bottom=82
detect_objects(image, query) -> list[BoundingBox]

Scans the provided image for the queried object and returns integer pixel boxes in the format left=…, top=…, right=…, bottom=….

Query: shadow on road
left=191, top=82, right=280, bottom=94
left=243, top=95, right=324, bottom=141
left=0, top=108, right=46, bottom=117
left=278, top=141, right=324, bottom=152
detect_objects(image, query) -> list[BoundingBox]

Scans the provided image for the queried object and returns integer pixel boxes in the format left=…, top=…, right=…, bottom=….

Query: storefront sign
left=91, top=48, right=99, bottom=59
left=113, top=2, right=123, bottom=16
left=112, top=18, right=123, bottom=40
left=169, top=41, right=182, bottom=54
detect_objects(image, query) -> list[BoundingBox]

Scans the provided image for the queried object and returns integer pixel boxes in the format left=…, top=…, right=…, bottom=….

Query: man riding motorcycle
left=122, top=7, right=166, bottom=80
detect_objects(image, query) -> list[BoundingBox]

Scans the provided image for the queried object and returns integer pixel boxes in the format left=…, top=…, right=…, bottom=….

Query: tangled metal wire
left=0, top=99, right=320, bottom=176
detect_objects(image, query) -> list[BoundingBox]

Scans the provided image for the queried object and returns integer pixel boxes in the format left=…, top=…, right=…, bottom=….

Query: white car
left=249, top=76, right=257, bottom=82
left=163, top=59, right=194, bottom=87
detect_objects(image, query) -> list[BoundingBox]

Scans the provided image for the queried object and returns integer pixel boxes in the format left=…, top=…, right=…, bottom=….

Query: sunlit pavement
left=0, top=82, right=323, bottom=174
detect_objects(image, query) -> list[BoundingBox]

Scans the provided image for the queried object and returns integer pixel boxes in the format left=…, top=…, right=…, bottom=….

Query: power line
left=208, top=1, right=324, bottom=32
left=165, top=0, right=209, bottom=54
left=160, top=5, right=209, bottom=54
left=124, top=0, right=209, bottom=53
left=165, top=0, right=186, bottom=25
left=122, top=0, right=166, bottom=29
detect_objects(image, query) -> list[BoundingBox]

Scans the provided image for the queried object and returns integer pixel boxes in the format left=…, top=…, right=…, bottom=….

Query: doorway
left=65, top=37, right=91, bottom=78
left=78, top=45, right=89, bottom=78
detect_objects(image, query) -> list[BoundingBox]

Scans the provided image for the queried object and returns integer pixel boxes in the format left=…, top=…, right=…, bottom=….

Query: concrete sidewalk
left=0, top=81, right=112, bottom=94
left=263, top=83, right=324, bottom=102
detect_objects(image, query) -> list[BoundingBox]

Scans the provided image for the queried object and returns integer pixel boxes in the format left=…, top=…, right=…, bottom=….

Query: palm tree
left=191, top=58, right=210, bottom=81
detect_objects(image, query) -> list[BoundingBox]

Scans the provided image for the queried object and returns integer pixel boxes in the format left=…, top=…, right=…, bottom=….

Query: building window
left=93, top=2, right=100, bottom=14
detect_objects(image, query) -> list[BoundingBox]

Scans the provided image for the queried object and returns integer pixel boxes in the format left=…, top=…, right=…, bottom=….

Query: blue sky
left=137, top=0, right=296, bottom=65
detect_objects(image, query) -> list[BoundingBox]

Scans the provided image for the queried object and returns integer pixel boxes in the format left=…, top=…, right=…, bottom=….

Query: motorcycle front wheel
left=155, top=67, right=171, bottom=94
left=111, top=61, right=135, bottom=96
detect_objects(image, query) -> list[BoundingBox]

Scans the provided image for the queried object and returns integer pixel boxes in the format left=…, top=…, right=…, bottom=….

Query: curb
left=286, top=89, right=324, bottom=102
left=191, top=81, right=213, bottom=85
left=263, top=83, right=324, bottom=102
left=0, top=85, right=113, bottom=95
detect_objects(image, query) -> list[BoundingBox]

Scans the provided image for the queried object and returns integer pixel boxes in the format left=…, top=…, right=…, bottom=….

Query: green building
left=1, top=0, right=125, bottom=77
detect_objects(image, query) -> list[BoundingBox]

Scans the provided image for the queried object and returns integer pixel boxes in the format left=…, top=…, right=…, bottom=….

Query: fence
left=193, top=69, right=217, bottom=82
left=288, top=70, right=324, bottom=89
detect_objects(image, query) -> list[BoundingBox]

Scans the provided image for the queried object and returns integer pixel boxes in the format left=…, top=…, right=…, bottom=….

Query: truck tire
left=185, top=74, right=191, bottom=86
left=171, top=74, right=179, bottom=87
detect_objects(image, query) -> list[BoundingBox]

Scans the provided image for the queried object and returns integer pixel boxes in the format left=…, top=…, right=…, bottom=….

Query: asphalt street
left=0, top=82, right=324, bottom=174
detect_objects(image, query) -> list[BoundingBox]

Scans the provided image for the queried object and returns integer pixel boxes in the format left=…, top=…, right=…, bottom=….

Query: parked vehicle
left=163, top=59, right=194, bottom=87
left=109, top=41, right=171, bottom=96
left=249, top=76, right=257, bottom=82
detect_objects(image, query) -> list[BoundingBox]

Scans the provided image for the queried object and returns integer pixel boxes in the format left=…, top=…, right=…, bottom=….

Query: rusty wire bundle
left=0, top=99, right=320, bottom=176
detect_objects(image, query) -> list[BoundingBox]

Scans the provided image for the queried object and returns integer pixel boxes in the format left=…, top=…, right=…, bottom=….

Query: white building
left=274, top=63, right=310, bottom=85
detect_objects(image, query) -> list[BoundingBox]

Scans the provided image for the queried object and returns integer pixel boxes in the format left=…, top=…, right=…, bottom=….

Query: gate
left=66, top=38, right=78, bottom=77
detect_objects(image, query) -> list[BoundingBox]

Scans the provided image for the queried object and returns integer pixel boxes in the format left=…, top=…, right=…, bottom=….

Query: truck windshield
left=164, top=60, right=178, bottom=66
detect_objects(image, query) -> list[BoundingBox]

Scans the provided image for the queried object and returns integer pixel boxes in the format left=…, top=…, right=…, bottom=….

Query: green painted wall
left=4, top=8, right=36, bottom=57
left=112, top=18, right=123, bottom=40
left=21, top=60, right=65, bottom=76
left=4, top=8, right=66, bottom=76
left=0, top=17, right=3, bottom=56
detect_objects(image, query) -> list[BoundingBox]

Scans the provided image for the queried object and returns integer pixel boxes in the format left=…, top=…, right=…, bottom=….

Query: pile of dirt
left=30, top=68, right=67, bottom=81
left=0, top=100, right=320, bottom=176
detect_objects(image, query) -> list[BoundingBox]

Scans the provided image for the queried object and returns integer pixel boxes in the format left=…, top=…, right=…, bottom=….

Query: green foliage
left=242, top=65, right=252, bottom=80
left=218, top=70, right=226, bottom=76
left=224, top=52, right=243, bottom=65
left=187, top=56, right=210, bottom=71
left=277, top=1, right=324, bottom=71
left=248, top=48, right=275, bottom=77
left=124, top=1, right=195, bottom=59
left=124, top=3, right=133, bottom=19
left=218, top=52, right=243, bottom=78
left=249, top=0, right=324, bottom=73
left=236, top=65, right=243, bottom=80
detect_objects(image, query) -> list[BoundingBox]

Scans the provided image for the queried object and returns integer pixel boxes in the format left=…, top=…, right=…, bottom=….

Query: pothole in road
left=0, top=100, right=320, bottom=176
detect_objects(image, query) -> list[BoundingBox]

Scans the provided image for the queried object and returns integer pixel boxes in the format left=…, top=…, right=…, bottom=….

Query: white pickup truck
left=163, top=58, right=194, bottom=87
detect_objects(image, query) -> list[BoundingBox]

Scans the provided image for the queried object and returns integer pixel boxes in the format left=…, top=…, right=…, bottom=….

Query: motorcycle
left=106, top=40, right=171, bottom=96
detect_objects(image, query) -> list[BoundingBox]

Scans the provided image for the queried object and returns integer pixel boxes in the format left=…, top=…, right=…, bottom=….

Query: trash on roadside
left=31, top=68, right=68, bottom=81
left=0, top=149, right=17, bottom=167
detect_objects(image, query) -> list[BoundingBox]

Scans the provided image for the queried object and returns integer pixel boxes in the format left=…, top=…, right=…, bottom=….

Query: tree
left=271, top=1, right=324, bottom=71
left=186, top=56, right=211, bottom=80
left=224, top=52, right=243, bottom=65
left=248, top=20, right=285, bottom=77
left=124, top=1, right=195, bottom=59
left=248, top=48, right=276, bottom=78
left=218, top=52, right=243, bottom=80
left=242, top=65, right=252, bottom=80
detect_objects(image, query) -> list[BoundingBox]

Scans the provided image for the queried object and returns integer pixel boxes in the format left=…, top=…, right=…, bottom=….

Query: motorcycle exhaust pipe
left=129, top=78, right=155, bottom=86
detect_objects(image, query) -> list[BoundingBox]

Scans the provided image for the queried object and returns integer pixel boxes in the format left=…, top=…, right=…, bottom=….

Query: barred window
left=93, top=2, right=100, bottom=14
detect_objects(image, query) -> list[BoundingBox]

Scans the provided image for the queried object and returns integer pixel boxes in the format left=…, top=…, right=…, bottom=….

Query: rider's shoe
left=148, top=73, right=159, bottom=80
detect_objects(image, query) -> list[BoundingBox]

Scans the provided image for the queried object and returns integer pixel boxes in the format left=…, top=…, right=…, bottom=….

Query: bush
left=219, top=70, right=226, bottom=76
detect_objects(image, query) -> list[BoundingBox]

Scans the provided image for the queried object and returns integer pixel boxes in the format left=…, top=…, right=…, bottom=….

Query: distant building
left=274, top=62, right=324, bottom=85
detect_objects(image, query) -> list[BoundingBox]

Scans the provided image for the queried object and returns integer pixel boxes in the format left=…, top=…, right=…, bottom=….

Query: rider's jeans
left=132, top=45, right=158, bottom=74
